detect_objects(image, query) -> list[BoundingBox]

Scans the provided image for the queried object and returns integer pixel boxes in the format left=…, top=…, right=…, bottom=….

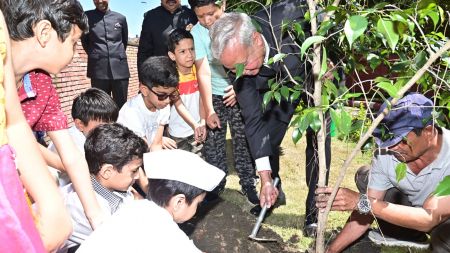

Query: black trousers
left=304, top=115, right=332, bottom=225
left=91, top=78, right=129, bottom=109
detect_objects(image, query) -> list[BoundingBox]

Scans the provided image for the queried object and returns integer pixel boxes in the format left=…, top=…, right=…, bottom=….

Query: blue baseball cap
left=373, top=93, right=433, bottom=148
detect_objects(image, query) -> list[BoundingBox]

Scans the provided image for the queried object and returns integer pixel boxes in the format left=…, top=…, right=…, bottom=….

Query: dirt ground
left=180, top=198, right=300, bottom=253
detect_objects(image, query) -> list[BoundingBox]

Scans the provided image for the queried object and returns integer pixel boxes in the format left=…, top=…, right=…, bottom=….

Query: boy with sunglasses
left=118, top=56, right=199, bottom=152
left=118, top=56, right=177, bottom=151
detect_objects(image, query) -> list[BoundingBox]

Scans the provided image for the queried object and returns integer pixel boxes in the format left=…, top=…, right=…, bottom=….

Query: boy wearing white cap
left=77, top=149, right=225, bottom=252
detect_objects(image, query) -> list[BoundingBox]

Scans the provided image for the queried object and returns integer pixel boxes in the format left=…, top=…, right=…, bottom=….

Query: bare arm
left=173, top=99, right=206, bottom=142
left=48, top=130, right=104, bottom=230
left=2, top=12, right=71, bottom=251
left=371, top=194, right=450, bottom=232
left=39, top=144, right=64, bottom=171
left=150, top=125, right=165, bottom=151
left=195, top=58, right=220, bottom=129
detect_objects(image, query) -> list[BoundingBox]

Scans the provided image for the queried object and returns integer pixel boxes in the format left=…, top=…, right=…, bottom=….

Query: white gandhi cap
left=143, top=149, right=225, bottom=192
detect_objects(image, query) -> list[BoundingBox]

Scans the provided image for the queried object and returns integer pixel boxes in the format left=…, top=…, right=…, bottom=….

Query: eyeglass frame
left=148, top=87, right=180, bottom=101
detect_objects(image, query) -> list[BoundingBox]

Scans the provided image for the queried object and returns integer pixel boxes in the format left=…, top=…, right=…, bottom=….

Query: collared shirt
left=77, top=200, right=202, bottom=253
left=369, top=128, right=450, bottom=206
left=18, top=70, right=68, bottom=131
left=59, top=176, right=134, bottom=251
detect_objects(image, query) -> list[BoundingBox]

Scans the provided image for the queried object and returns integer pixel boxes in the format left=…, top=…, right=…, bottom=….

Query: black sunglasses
left=149, top=88, right=179, bottom=101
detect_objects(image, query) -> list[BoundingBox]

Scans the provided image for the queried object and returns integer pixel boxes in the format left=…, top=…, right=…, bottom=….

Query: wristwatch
left=357, top=193, right=371, bottom=214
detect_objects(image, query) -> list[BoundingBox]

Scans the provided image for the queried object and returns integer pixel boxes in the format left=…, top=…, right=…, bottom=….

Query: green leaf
left=319, top=47, right=328, bottom=79
left=329, top=108, right=341, bottom=134
left=265, top=0, right=272, bottom=6
left=341, top=109, right=352, bottom=135
left=267, top=53, right=287, bottom=65
left=309, top=111, right=322, bottom=132
left=321, top=93, right=329, bottom=107
left=435, top=176, right=450, bottom=196
left=293, top=22, right=305, bottom=40
left=274, top=91, right=281, bottom=104
left=263, top=91, right=273, bottom=106
left=280, top=86, right=290, bottom=100
left=292, top=128, right=302, bottom=144
left=395, top=163, right=407, bottom=182
left=377, top=18, right=399, bottom=52
left=290, top=91, right=301, bottom=102
left=414, top=51, right=427, bottom=69
left=344, top=15, right=368, bottom=48
left=377, top=81, right=399, bottom=98
left=317, top=20, right=334, bottom=36
left=235, top=63, right=244, bottom=80
left=367, top=53, right=381, bottom=70
left=300, top=36, right=326, bottom=59
left=251, top=19, right=262, bottom=33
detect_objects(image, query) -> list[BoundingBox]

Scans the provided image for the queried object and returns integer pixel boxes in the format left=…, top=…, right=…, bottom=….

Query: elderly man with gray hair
left=209, top=0, right=331, bottom=236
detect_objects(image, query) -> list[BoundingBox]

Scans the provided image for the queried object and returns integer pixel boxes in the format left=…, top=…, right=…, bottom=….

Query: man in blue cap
left=316, top=93, right=450, bottom=252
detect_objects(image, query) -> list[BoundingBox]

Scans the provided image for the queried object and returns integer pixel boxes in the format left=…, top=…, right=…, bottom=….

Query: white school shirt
left=58, top=183, right=134, bottom=252
left=117, top=94, right=170, bottom=144
left=77, top=200, right=202, bottom=253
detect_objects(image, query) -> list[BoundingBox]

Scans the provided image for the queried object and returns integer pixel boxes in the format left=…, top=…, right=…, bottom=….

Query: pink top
left=18, top=70, right=68, bottom=131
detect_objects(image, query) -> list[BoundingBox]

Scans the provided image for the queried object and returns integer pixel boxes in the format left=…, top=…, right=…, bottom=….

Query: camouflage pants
left=203, top=95, right=256, bottom=193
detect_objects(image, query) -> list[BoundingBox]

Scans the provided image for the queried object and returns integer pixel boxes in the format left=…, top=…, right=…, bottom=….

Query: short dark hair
left=167, top=28, right=194, bottom=53
left=188, top=0, right=217, bottom=10
left=139, top=56, right=179, bottom=89
left=84, top=123, right=148, bottom=175
left=147, top=179, right=205, bottom=207
left=72, top=88, right=119, bottom=126
left=1, top=0, right=88, bottom=41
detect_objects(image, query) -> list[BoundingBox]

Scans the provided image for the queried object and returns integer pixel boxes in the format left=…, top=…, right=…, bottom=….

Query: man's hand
left=258, top=171, right=278, bottom=208
left=206, top=111, right=221, bottom=129
left=223, top=85, right=237, bottom=107
left=162, top=136, right=177, bottom=149
left=315, top=187, right=359, bottom=211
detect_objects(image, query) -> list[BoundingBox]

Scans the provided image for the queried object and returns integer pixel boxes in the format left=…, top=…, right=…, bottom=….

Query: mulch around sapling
left=180, top=198, right=299, bottom=253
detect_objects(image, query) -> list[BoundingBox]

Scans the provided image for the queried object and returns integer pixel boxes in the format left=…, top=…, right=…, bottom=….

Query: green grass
left=221, top=127, right=429, bottom=252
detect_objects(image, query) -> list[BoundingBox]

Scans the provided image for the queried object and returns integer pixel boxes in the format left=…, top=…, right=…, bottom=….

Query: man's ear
left=252, top=32, right=263, bottom=46
left=34, top=20, right=53, bottom=48
left=168, top=51, right=176, bottom=61
left=99, top=164, right=114, bottom=180
left=73, top=119, right=86, bottom=132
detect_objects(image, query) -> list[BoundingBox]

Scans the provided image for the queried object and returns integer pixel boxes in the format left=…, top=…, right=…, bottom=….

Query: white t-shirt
left=77, top=200, right=202, bottom=253
left=117, top=94, right=170, bottom=144
left=169, top=67, right=201, bottom=138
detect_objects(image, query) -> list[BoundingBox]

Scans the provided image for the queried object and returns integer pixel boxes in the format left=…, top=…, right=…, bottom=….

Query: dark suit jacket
left=82, top=9, right=129, bottom=80
left=231, top=0, right=309, bottom=161
left=137, top=5, right=197, bottom=75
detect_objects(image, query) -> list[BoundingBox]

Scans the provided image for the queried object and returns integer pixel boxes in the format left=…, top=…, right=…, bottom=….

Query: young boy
left=167, top=28, right=206, bottom=155
left=61, top=123, right=148, bottom=251
left=48, top=88, right=119, bottom=186
left=189, top=0, right=259, bottom=204
left=77, top=149, right=225, bottom=252
left=2, top=0, right=106, bottom=229
left=117, top=56, right=178, bottom=151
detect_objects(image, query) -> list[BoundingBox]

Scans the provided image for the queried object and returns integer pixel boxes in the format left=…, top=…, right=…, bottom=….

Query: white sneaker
left=368, top=229, right=429, bottom=250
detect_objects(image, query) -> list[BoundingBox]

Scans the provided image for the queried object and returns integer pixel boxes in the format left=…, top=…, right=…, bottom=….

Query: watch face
left=358, top=194, right=371, bottom=214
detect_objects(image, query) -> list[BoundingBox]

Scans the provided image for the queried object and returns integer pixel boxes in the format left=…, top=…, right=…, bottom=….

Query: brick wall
left=52, top=42, right=139, bottom=125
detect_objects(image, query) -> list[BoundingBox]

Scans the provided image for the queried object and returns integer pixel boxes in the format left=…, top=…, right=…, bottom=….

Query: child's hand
left=194, top=123, right=207, bottom=143
left=162, top=136, right=177, bottom=149
left=223, top=85, right=237, bottom=107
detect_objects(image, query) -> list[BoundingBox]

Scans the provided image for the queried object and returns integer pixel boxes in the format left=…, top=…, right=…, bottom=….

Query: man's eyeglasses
left=149, top=88, right=180, bottom=101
